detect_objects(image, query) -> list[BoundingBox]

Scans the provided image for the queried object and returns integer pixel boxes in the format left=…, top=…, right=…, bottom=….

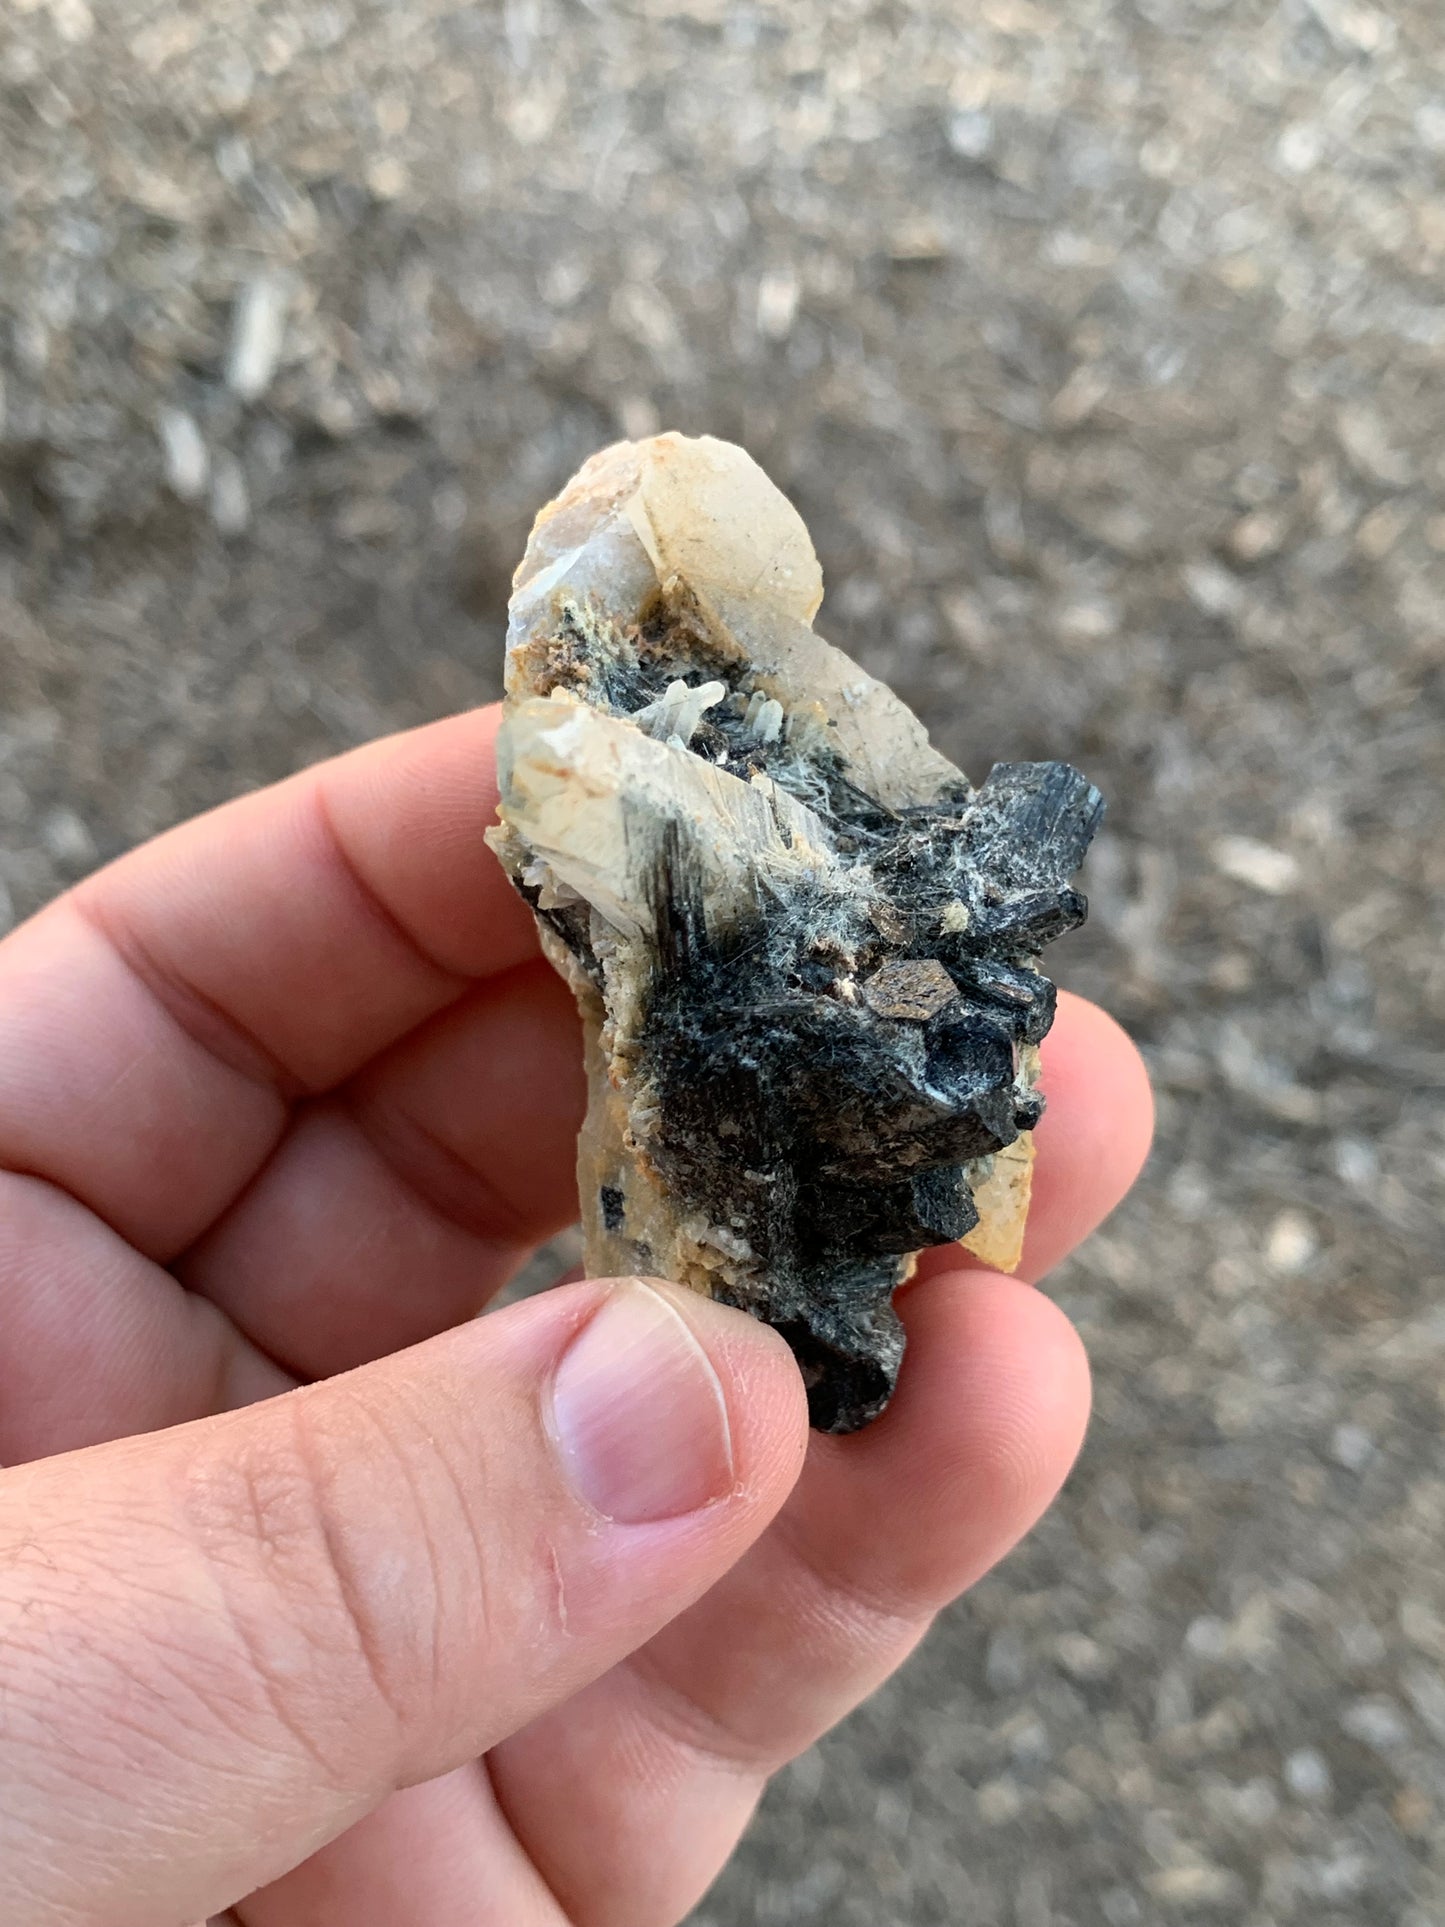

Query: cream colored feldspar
left=487, top=433, right=1036, bottom=1292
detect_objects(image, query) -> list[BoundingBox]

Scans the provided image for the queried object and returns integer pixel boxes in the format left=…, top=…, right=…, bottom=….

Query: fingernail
left=549, top=1280, right=735, bottom=1523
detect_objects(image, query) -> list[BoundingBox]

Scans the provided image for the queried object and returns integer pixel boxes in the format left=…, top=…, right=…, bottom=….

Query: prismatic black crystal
left=488, top=435, right=1103, bottom=1432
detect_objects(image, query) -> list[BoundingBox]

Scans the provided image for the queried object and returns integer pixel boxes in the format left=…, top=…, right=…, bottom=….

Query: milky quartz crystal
left=487, top=435, right=1103, bottom=1431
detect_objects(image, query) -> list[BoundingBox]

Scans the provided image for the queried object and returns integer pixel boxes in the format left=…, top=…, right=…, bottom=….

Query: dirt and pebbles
left=2, top=3, right=1443, bottom=1921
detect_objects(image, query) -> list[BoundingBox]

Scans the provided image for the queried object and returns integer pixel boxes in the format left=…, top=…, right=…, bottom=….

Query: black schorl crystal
left=490, top=433, right=1106, bottom=1432
left=627, top=757, right=1102, bottom=1432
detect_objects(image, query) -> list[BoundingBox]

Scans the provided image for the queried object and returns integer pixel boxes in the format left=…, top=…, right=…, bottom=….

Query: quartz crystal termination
left=487, top=435, right=1104, bottom=1433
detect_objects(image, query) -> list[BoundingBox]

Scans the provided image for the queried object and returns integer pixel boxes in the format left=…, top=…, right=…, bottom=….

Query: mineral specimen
left=488, top=434, right=1103, bottom=1432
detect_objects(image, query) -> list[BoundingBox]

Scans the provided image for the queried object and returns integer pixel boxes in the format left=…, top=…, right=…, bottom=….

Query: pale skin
left=0, top=705, right=1153, bottom=1927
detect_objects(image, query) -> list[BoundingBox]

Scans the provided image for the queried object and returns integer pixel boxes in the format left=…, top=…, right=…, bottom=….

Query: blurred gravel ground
left=3, top=1, right=1444, bottom=1921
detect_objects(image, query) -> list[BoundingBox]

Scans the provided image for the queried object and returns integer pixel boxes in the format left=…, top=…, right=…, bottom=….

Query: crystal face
left=487, top=434, right=1104, bottom=1432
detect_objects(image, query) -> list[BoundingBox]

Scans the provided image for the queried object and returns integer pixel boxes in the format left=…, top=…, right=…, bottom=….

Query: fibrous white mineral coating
left=491, top=431, right=1038, bottom=1295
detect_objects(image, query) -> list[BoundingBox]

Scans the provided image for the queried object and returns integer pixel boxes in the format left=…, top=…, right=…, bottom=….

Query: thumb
left=0, top=1278, right=807, bottom=1927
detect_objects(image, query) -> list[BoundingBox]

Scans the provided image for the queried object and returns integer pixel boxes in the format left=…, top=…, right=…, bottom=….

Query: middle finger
left=175, top=960, right=585, bottom=1380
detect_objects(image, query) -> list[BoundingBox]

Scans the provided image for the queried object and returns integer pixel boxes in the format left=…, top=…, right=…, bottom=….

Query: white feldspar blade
left=498, top=694, right=839, bottom=941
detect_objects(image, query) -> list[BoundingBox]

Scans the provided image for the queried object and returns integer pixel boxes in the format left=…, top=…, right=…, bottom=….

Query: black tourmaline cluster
left=634, top=746, right=1103, bottom=1431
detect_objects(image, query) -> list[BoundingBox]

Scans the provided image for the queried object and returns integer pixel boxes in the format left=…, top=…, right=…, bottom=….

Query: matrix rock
left=488, top=435, right=1103, bottom=1431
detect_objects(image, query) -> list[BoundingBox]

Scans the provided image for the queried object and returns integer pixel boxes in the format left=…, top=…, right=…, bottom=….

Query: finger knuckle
left=184, top=1394, right=450, bottom=1779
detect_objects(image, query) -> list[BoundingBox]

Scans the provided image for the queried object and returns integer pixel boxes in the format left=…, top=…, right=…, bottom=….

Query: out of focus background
left=3, top=1, right=1444, bottom=1921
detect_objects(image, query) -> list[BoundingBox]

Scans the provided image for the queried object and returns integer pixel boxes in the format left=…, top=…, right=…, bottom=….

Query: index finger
left=0, top=706, right=535, bottom=1259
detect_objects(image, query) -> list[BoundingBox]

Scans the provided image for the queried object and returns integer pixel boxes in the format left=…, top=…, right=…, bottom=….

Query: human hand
left=0, top=705, right=1152, bottom=1927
